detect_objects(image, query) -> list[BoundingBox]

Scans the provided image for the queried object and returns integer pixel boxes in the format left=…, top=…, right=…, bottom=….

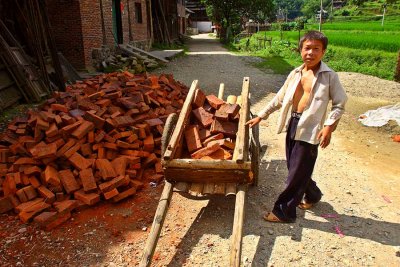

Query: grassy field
left=234, top=17, right=400, bottom=80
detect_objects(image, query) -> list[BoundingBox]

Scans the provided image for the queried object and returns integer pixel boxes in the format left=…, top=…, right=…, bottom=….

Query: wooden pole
left=127, top=0, right=133, bottom=42
left=148, top=0, right=154, bottom=47
left=218, top=83, right=225, bottom=100
left=230, top=184, right=247, bottom=266
left=39, top=0, right=65, bottom=91
left=139, top=181, right=174, bottom=267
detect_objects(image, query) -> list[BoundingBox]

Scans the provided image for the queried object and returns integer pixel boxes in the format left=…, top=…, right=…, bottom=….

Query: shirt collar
left=294, top=61, right=332, bottom=74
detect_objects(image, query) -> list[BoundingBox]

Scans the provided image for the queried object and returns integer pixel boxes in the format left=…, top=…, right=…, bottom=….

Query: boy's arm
left=318, top=73, right=348, bottom=148
left=324, top=72, right=348, bottom=126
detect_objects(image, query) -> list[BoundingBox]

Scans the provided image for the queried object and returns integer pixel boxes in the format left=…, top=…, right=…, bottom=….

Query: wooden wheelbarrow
left=140, top=77, right=260, bottom=267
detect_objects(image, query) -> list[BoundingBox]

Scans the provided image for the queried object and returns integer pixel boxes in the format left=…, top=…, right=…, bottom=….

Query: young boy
left=246, top=31, right=347, bottom=223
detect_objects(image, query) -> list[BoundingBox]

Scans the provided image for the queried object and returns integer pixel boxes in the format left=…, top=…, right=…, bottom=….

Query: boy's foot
left=263, top=212, right=294, bottom=223
left=298, top=201, right=314, bottom=210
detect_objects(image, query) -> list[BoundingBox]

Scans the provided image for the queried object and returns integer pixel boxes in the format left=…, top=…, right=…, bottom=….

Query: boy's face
left=300, top=39, right=326, bottom=69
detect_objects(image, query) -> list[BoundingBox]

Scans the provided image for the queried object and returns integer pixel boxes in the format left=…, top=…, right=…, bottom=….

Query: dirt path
left=1, top=34, right=399, bottom=267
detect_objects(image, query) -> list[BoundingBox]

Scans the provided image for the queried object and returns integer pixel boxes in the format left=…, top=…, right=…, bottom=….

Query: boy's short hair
left=299, top=31, right=328, bottom=50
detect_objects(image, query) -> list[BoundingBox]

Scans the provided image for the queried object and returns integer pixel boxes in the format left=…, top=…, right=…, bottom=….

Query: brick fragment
left=16, top=189, right=28, bottom=203
left=206, top=94, right=224, bottom=109
left=210, top=119, right=238, bottom=137
left=23, top=185, right=38, bottom=200
left=203, top=133, right=225, bottom=146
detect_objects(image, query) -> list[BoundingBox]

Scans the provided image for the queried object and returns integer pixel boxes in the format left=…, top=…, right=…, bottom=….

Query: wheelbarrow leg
left=139, top=181, right=174, bottom=267
left=230, top=184, right=247, bottom=267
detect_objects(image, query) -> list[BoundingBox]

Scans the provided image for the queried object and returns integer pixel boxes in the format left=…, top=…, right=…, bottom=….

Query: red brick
left=0, top=196, right=14, bottom=213
left=28, top=176, right=41, bottom=188
left=210, top=119, right=238, bottom=138
left=3, top=174, right=17, bottom=197
left=59, top=169, right=80, bottom=193
left=203, top=148, right=232, bottom=160
left=23, top=185, right=38, bottom=200
left=56, top=138, right=77, bottom=157
left=84, top=111, right=105, bottom=129
left=206, top=94, right=225, bottom=109
left=192, top=89, right=206, bottom=108
left=112, top=187, right=136, bottom=202
left=192, top=107, right=214, bottom=128
left=74, top=190, right=100, bottom=206
left=37, top=186, right=56, bottom=203
left=19, top=201, right=51, bottom=223
left=103, top=188, right=119, bottom=200
left=95, top=159, right=117, bottom=180
left=15, top=198, right=44, bottom=213
left=44, top=165, right=61, bottom=186
left=143, top=134, right=154, bottom=152
left=51, top=103, right=69, bottom=113
left=53, top=199, right=78, bottom=214
left=184, top=125, right=202, bottom=153
left=45, top=123, right=59, bottom=137
left=71, top=120, right=94, bottom=139
left=16, top=189, right=28, bottom=203
left=68, top=152, right=92, bottom=170
left=191, top=143, right=221, bottom=159
left=203, top=133, right=225, bottom=146
left=207, top=139, right=236, bottom=150
left=79, top=169, right=97, bottom=192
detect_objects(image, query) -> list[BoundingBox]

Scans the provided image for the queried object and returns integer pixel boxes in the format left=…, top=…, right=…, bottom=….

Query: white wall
left=192, top=21, right=212, bottom=33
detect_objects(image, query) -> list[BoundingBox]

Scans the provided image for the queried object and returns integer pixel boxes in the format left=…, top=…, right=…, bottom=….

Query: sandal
left=298, top=201, right=314, bottom=210
left=263, top=212, right=293, bottom=223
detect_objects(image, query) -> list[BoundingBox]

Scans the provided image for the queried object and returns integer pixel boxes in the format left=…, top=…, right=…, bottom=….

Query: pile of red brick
left=0, top=71, right=188, bottom=229
left=182, top=89, right=240, bottom=159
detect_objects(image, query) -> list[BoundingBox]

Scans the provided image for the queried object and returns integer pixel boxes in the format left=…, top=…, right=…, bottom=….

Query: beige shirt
left=257, top=61, right=348, bottom=145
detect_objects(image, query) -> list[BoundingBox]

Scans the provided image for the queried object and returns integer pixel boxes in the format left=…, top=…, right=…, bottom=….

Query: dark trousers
left=272, top=115, right=322, bottom=222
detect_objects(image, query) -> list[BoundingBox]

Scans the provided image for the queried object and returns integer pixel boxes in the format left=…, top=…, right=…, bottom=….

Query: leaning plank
left=232, top=77, right=250, bottom=163
left=122, top=45, right=169, bottom=63
left=163, top=80, right=198, bottom=160
left=140, top=181, right=173, bottom=267
left=230, top=184, right=247, bottom=267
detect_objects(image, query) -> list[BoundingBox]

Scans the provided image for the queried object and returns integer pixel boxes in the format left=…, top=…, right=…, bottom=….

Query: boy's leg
left=271, top=116, right=318, bottom=221
left=304, top=179, right=322, bottom=204
left=272, top=140, right=318, bottom=221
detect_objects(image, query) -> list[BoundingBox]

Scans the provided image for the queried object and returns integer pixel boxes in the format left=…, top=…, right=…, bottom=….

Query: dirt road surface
left=1, top=34, right=399, bottom=267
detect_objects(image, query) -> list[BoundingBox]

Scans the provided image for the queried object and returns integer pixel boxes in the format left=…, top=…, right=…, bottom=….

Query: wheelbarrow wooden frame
left=140, top=78, right=260, bottom=267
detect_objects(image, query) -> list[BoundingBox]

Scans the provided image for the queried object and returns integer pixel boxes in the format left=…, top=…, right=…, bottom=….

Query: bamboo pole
left=139, top=181, right=174, bottom=267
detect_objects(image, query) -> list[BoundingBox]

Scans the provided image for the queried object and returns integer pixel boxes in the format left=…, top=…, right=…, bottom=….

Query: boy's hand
left=317, top=126, right=334, bottom=148
left=245, top=117, right=262, bottom=128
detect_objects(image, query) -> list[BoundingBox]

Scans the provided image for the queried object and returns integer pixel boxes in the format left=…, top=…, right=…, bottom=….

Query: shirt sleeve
left=324, top=72, right=348, bottom=126
left=257, top=71, right=294, bottom=119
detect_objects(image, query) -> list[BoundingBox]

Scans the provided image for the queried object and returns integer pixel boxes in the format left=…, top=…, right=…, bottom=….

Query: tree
left=202, top=0, right=274, bottom=43
left=273, top=0, right=304, bottom=20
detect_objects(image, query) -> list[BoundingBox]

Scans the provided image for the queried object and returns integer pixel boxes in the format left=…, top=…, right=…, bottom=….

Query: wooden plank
left=173, top=182, right=189, bottom=192
left=122, top=45, right=169, bottom=63
left=230, top=184, right=247, bottom=267
left=163, top=80, right=198, bottom=160
left=189, top=183, right=204, bottom=196
left=214, top=183, right=226, bottom=195
left=225, top=183, right=237, bottom=196
left=164, top=159, right=251, bottom=170
left=140, top=181, right=173, bottom=267
left=164, top=168, right=249, bottom=184
left=232, top=77, right=250, bottom=163
left=218, top=83, right=224, bottom=100
left=202, top=183, right=215, bottom=194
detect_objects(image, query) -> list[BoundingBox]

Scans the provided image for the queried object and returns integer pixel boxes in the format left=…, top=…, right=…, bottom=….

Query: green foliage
left=230, top=16, right=400, bottom=80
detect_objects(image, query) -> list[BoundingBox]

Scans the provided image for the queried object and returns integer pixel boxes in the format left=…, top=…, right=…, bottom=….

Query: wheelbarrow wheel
left=161, top=113, right=178, bottom=160
left=250, top=113, right=260, bottom=186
